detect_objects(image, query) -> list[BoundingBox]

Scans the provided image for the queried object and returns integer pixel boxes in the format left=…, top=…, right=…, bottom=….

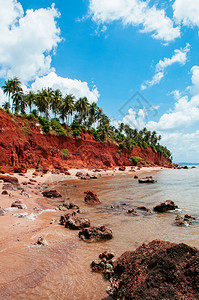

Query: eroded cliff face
left=0, top=110, right=170, bottom=171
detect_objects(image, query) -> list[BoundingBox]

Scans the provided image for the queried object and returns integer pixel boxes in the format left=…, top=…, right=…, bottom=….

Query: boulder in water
left=84, top=191, right=101, bottom=205
left=79, top=225, right=113, bottom=242
left=138, top=176, right=157, bottom=183
left=153, top=200, right=178, bottom=213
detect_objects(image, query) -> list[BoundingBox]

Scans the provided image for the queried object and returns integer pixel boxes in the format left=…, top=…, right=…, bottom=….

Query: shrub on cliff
left=71, top=119, right=81, bottom=137
left=130, top=156, right=141, bottom=166
left=51, top=119, right=66, bottom=136
left=38, top=116, right=50, bottom=133
left=89, top=128, right=100, bottom=141
left=61, top=149, right=69, bottom=159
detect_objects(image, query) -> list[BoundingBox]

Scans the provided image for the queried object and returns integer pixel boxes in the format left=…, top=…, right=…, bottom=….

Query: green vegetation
left=1, top=77, right=172, bottom=161
left=130, top=156, right=141, bottom=166
left=38, top=116, right=50, bottom=134
left=51, top=119, right=66, bottom=136
left=35, top=157, right=41, bottom=169
left=60, top=149, right=69, bottom=159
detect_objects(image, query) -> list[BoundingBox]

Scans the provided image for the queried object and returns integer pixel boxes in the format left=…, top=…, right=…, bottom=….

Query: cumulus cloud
left=0, top=87, right=8, bottom=106
left=141, top=43, right=190, bottom=90
left=0, top=0, right=61, bottom=83
left=189, top=65, right=199, bottom=95
left=121, top=107, right=147, bottom=130
left=147, top=94, right=199, bottom=131
left=89, top=0, right=180, bottom=42
left=31, top=72, right=100, bottom=103
left=173, top=0, right=199, bottom=27
left=160, top=130, right=199, bottom=163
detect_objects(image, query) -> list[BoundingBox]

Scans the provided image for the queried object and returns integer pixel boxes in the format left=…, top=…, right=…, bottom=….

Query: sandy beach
left=0, top=166, right=166, bottom=299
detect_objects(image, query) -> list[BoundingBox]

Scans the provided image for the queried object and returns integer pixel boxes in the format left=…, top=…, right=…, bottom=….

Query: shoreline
left=0, top=166, right=195, bottom=299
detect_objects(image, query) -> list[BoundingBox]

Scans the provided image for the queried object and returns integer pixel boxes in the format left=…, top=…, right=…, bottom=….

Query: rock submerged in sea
left=106, top=240, right=199, bottom=299
left=79, top=225, right=113, bottom=242
left=127, top=208, right=137, bottom=215
left=153, top=200, right=178, bottom=213
left=175, top=214, right=185, bottom=226
left=138, top=176, right=157, bottom=183
left=84, top=191, right=101, bottom=205
left=175, top=214, right=196, bottom=226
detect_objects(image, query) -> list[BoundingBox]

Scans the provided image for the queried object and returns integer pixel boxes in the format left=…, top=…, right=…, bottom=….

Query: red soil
left=0, top=110, right=170, bottom=171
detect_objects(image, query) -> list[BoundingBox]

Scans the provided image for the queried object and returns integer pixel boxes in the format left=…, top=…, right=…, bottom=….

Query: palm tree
left=88, top=102, right=97, bottom=127
left=2, top=102, right=10, bottom=110
left=9, top=77, right=22, bottom=112
left=151, top=130, right=157, bottom=144
left=96, top=107, right=103, bottom=127
left=75, top=97, right=90, bottom=124
left=2, top=80, right=12, bottom=109
left=119, top=122, right=124, bottom=134
left=12, top=90, right=25, bottom=113
left=144, top=130, right=151, bottom=144
left=59, top=94, right=75, bottom=124
left=51, top=89, right=62, bottom=118
left=36, top=88, right=53, bottom=119
left=25, top=91, right=36, bottom=113
left=124, top=124, right=131, bottom=137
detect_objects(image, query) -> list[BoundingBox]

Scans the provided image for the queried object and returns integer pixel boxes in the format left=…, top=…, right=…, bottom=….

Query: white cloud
left=160, top=130, right=199, bottom=163
left=0, top=87, right=8, bottom=106
left=147, top=94, right=199, bottom=131
left=189, top=65, right=199, bottom=95
left=122, top=107, right=147, bottom=130
left=89, top=0, right=180, bottom=42
left=169, top=90, right=182, bottom=100
left=111, top=107, right=147, bottom=130
left=0, top=0, right=61, bottom=83
left=173, top=0, right=199, bottom=27
left=141, top=43, right=190, bottom=89
left=31, top=72, right=100, bottom=103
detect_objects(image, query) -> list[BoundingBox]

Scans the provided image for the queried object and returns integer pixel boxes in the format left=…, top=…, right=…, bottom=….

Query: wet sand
left=0, top=166, right=197, bottom=299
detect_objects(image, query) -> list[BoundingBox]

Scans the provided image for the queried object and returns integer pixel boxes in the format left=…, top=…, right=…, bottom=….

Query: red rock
left=1, top=190, right=8, bottom=195
left=119, top=166, right=126, bottom=171
left=0, top=175, right=19, bottom=184
left=79, top=225, right=113, bottom=242
left=42, top=190, right=62, bottom=198
left=11, top=200, right=27, bottom=209
left=138, top=176, right=157, bottom=183
left=154, top=200, right=178, bottom=213
left=14, top=167, right=27, bottom=174
left=65, top=171, right=71, bottom=175
left=65, top=216, right=90, bottom=230
left=84, top=191, right=101, bottom=205
left=127, top=208, right=137, bottom=215
left=107, top=240, right=199, bottom=300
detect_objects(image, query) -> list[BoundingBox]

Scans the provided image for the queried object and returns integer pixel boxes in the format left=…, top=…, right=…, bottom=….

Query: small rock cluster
left=91, top=251, right=115, bottom=279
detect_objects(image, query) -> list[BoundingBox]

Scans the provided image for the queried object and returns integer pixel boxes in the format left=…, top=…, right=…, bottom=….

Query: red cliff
left=0, top=110, right=170, bottom=171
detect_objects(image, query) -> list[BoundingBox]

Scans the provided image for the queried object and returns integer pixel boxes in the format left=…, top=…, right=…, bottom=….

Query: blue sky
left=1, top=0, right=199, bottom=162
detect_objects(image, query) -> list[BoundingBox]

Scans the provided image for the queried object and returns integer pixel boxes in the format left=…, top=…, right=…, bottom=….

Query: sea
left=42, top=167, right=199, bottom=299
